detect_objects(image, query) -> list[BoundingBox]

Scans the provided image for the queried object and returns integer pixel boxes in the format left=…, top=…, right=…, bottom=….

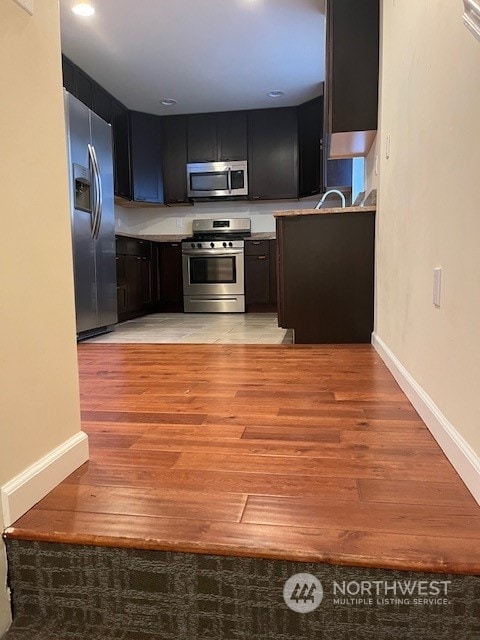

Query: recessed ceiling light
left=72, top=3, right=95, bottom=16
left=267, top=90, right=285, bottom=98
left=160, top=99, right=177, bottom=106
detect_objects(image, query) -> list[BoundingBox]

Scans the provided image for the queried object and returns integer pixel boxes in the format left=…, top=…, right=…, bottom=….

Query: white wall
left=375, top=1, right=480, bottom=471
left=0, top=0, right=84, bottom=632
left=115, top=197, right=322, bottom=236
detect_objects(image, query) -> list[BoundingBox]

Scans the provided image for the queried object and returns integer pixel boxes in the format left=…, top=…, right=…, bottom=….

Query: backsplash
left=115, top=197, right=321, bottom=236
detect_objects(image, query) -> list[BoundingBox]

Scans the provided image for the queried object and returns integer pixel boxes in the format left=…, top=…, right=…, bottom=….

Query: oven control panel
left=182, top=240, right=244, bottom=251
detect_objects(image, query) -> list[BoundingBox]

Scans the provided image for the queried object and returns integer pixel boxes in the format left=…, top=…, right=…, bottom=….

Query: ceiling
left=59, top=0, right=326, bottom=116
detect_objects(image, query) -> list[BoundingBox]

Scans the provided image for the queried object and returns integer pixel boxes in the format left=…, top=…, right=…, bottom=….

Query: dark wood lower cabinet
left=245, top=240, right=277, bottom=312
left=116, top=237, right=154, bottom=322
left=116, top=236, right=282, bottom=320
left=276, top=213, right=375, bottom=343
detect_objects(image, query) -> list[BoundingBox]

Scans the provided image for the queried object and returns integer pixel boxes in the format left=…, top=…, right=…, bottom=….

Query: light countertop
left=274, top=205, right=376, bottom=218
left=115, top=231, right=276, bottom=241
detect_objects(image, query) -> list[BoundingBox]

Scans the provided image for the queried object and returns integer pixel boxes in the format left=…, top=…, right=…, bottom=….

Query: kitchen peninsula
left=275, top=205, right=376, bottom=343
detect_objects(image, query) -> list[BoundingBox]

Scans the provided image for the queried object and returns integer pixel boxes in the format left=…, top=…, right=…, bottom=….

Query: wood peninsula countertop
left=274, top=205, right=376, bottom=218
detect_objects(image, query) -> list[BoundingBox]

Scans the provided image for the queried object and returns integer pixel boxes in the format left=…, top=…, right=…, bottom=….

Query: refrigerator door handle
left=88, top=143, right=102, bottom=239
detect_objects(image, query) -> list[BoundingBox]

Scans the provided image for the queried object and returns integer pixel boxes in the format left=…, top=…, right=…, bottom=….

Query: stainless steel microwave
left=186, top=160, right=248, bottom=198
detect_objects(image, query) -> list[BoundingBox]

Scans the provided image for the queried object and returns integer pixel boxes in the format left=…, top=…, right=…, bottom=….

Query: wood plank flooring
left=6, top=344, right=480, bottom=574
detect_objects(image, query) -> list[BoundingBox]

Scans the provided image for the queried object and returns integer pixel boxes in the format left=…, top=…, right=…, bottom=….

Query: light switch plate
left=12, top=0, right=34, bottom=15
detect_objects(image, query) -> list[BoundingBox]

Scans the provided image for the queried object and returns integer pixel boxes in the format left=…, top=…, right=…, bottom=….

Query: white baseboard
left=372, top=332, right=480, bottom=506
left=1, top=432, right=89, bottom=527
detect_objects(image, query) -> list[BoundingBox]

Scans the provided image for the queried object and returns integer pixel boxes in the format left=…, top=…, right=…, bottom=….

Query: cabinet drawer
left=116, top=236, right=151, bottom=257
left=245, top=240, right=270, bottom=256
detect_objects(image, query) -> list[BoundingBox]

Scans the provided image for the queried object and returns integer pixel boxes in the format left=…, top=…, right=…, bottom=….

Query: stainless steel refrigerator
left=64, top=91, right=117, bottom=339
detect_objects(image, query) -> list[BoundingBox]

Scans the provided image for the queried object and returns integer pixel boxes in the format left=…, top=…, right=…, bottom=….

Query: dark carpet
left=3, top=540, right=480, bottom=639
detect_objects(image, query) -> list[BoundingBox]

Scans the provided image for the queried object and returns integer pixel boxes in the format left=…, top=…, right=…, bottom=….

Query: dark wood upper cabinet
left=248, top=107, right=298, bottom=200
left=187, top=111, right=248, bottom=163
left=187, top=113, right=218, bottom=163
left=62, top=55, right=325, bottom=204
left=217, top=111, right=248, bottom=161
left=61, top=55, right=75, bottom=95
left=161, top=115, right=189, bottom=204
left=325, top=0, right=379, bottom=157
left=298, top=96, right=323, bottom=198
left=111, top=99, right=132, bottom=200
left=92, top=85, right=112, bottom=124
left=74, top=69, right=94, bottom=110
left=130, top=111, right=164, bottom=204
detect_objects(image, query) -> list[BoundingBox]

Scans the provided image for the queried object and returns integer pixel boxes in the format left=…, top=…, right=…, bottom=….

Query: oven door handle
left=182, top=249, right=243, bottom=257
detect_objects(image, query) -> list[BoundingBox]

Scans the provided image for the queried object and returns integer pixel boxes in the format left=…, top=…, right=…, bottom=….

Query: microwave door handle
left=227, top=167, right=232, bottom=194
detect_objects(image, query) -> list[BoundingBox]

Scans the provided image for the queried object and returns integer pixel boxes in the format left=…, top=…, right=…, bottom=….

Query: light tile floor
left=85, top=313, right=293, bottom=344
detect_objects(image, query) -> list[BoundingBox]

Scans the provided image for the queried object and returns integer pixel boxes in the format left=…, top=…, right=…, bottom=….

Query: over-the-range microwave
left=186, top=160, right=248, bottom=199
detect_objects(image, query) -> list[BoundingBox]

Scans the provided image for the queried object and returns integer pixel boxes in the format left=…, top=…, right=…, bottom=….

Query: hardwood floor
left=6, top=344, right=480, bottom=574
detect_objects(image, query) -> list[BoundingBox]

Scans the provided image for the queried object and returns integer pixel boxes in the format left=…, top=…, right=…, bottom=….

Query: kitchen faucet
left=314, top=189, right=346, bottom=209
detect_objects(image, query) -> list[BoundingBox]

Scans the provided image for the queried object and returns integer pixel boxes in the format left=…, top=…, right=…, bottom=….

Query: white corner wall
left=375, top=1, right=480, bottom=496
left=0, top=0, right=87, bottom=632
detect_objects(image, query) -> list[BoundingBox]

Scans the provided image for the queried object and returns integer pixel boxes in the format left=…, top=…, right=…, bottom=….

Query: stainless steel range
left=182, top=218, right=251, bottom=313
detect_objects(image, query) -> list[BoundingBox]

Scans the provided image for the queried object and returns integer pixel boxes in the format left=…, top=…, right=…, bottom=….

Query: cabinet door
left=151, top=243, right=161, bottom=304
left=93, top=85, right=112, bottom=124
left=62, top=56, right=75, bottom=95
left=327, top=0, right=379, bottom=134
left=111, top=99, right=132, bottom=200
left=248, top=108, right=298, bottom=200
left=130, top=111, right=164, bottom=203
left=124, top=255, right=141, bottom=311
left=75, top=69, right=94, bottom=110
left=298, top=97, right=323, bottom=197
left=161, top=115, right=189, bottom=204
left=187, top=113, right=217, bottom=162
left=115, top=254, right=127, bottom=314
left=139, top=256, right=152, bottom=305
left=245, top=255, right=270, bottom=305
left=160, top=243, right=183, bottom=310
left=217, top=111, right=248, bottom=161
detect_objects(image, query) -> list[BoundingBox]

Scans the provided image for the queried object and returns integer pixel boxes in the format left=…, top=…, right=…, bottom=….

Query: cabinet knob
left=258, top=255, right=267, bottom=260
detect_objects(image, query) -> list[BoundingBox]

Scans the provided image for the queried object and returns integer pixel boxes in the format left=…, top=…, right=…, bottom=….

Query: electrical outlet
left=176, top=218, right=183, bottom=229
left=433, top=267, right=442, bottom=307
left=12, top=0, right=34, bottom=15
